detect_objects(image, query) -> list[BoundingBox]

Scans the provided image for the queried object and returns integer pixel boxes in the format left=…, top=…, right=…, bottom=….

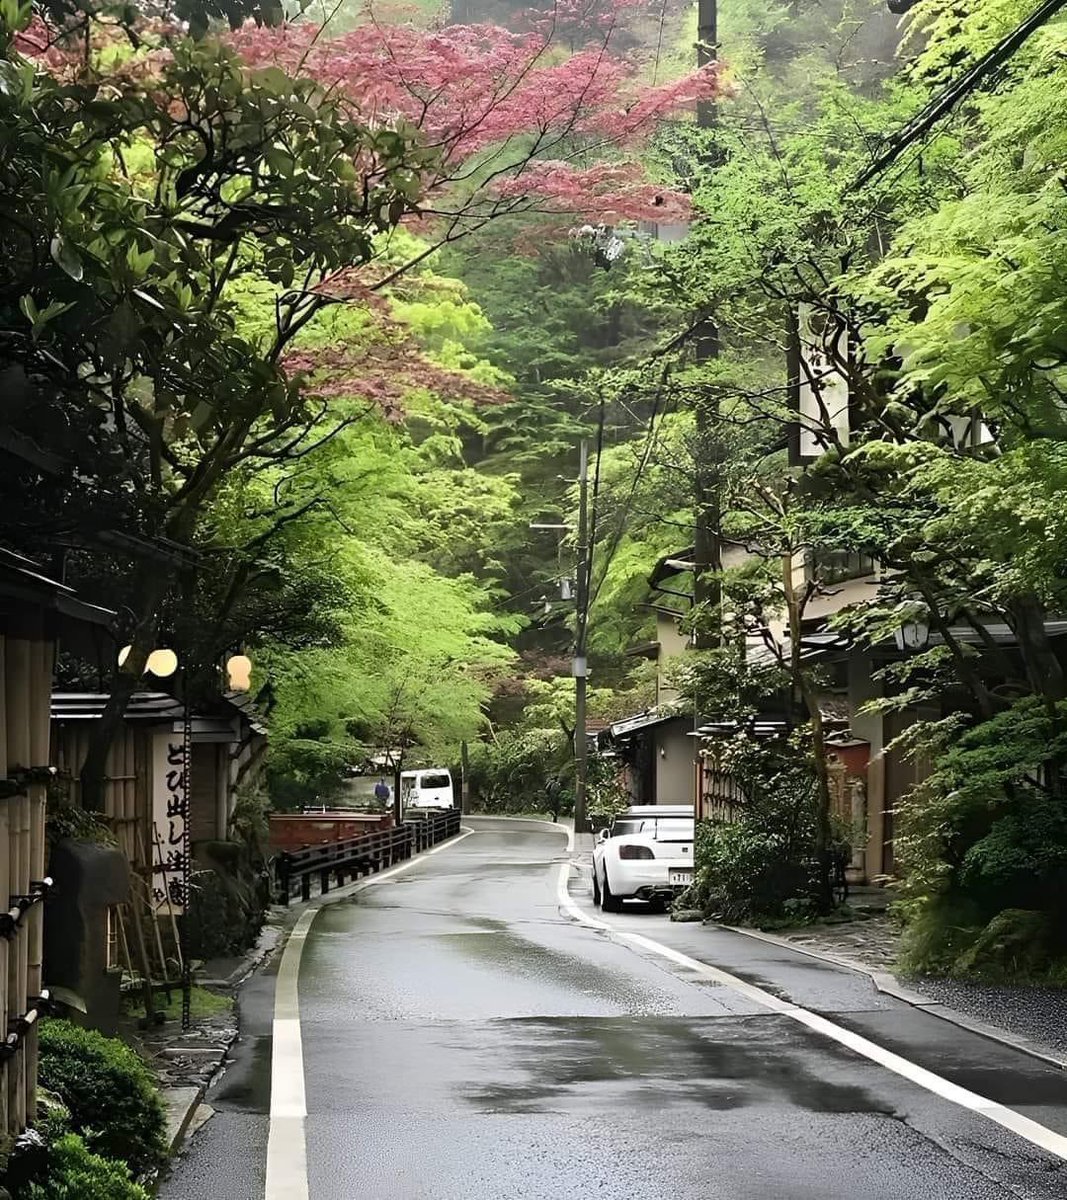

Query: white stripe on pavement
left=264, top=828, right=476, bottom=1200
left=557, top=861, right=1067, bottom=1164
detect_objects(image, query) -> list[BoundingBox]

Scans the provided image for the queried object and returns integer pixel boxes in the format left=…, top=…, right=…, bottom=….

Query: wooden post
left=0, top=632, right=9, bottom=1137
left=5, top=634, right=31, bottom=1131
left=26, top=634, right=51, bottom=1122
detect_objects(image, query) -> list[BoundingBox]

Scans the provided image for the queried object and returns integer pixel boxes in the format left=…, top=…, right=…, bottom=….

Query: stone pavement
left=128, top=914, right=288, bottom=1152
left=774, top=891, right=899, bottom=973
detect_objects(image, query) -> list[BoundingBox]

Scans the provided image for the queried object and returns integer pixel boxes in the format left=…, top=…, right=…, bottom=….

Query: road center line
left=264, top=827, right=476, bottom=1200
left=557, top=861, right=1067, bottom=1164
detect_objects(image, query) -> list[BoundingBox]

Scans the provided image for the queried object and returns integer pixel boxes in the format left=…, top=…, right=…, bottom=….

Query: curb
left=160, top=1018, right=241, bottom=1156
left=167, top=918, right=291, bottom=1157
left=163, top=1083, right=207, bottom=1153
left=719, top=922, right=1067, bottom=1072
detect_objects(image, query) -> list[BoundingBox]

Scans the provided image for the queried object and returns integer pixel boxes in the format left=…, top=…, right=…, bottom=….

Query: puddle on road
left=435, top=928, right=679, bottom=1014
left=205, top=1034, right=272, bottom=1114
left=461, top=1016, right=897, bottom=1119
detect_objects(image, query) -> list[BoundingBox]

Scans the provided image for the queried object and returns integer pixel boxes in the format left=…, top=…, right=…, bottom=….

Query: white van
left=401, top=768, right=455, bottom=812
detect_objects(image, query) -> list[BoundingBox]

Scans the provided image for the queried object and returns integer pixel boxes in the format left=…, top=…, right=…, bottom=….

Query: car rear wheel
left=601, top=873, right=623, bottom=913
left=591, top=867, right=601, bottom=905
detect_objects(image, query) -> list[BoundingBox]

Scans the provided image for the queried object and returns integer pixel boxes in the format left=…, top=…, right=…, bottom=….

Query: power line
left=851, top=0, right=1067, bottom=190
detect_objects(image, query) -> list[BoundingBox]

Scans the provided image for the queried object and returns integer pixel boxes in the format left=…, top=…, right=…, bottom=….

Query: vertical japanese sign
left=152, top=730, right=188, bottom=913
left=793, top=302, right=851, bottom=461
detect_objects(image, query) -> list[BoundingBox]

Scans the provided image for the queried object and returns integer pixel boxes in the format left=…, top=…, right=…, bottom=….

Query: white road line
left=557, top=861, right=1067, bottom=1164
left=264, top=828, right=475, bottom=1200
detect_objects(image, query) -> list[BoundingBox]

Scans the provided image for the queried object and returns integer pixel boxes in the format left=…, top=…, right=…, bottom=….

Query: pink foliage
left=12, top=15, right=81, bottom=70
left=229, top=11, right=720, bottom=221
left=497, top=160, right=690, bottom=223
left=285, top=315, right=508, bottom=421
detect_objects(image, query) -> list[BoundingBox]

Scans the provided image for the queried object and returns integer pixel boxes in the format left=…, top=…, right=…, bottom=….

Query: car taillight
left=618, top=845, right=654, bottom=860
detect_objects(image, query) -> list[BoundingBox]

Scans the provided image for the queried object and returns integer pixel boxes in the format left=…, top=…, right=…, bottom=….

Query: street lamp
left=226, top=654, right=253, bottom=691
left=118, top=644, right=178, bottom=677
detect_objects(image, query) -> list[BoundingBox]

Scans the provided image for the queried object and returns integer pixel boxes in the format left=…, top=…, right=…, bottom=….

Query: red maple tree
left=231, top=2, right=721, bottom=241
left=231, top=2, right=721, bottom=409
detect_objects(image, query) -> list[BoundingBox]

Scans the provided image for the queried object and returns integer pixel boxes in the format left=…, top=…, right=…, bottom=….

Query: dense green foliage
left=24, top=1134, right=150, bottom=1200
left=37, top=1021, right=167, bottom=1179
left=688, top=739, right=829, bottom=923
left=6, top=1089, right=149, bottom=1200
left=537, top=0, right=1067, bottom=970
left=4, top=0, right=1067, bottom=984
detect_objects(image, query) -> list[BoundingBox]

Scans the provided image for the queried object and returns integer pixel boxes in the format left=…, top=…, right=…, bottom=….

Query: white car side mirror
left=597, top=828, right=610, bottom=842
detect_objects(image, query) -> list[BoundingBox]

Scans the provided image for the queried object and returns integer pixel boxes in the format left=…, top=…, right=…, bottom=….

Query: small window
left=420, top=773, right=451, bottom=789
left=810, top=549, right=876, bottom=585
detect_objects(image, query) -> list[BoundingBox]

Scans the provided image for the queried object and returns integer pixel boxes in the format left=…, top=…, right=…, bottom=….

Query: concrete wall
left=655, top=611, right=689, bottom=706
left=654, top=719, right=696, bottom=805
left=847, top=652, right=885, bottom=882
left=804, top=572, right=881, bottom=625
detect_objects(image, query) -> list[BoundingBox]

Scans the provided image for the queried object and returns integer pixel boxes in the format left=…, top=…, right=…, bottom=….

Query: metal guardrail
left=275, top=809, right=462, bottom=905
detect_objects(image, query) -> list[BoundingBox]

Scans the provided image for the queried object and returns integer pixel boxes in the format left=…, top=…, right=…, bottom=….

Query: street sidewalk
left=148, top=915, right=289, bottom=1154
left=728, top=912, right=1067, bottom=1069
left=567, top=846, right=1067, bottom=1071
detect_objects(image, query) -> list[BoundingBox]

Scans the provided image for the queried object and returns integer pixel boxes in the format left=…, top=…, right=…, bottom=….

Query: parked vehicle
left=591, top=805, right=695, bottom=912
left=401, top=768, right=455, bottom=813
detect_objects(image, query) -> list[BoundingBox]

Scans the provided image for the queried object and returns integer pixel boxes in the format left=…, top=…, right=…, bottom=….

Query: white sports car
left=591, top=805, right=695, bottom=912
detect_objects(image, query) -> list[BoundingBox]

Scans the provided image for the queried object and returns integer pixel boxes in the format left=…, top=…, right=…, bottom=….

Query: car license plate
left=669, top=870, right=692, bottom=886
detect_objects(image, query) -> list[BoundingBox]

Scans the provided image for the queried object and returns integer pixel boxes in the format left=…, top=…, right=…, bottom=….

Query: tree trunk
left=782, top=553, right=834, bottom=911
left=1010, top=592, right=1066, bottom=707
left=79, top=565, right=172, bottom=811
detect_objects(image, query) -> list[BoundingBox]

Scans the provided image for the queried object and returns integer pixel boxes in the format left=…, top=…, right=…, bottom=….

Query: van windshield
left=420, top=773, right=451, bottom=789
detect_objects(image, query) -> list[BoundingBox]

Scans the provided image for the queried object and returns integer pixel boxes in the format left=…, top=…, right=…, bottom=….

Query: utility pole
left=693, top=0, right=721, bottom=631
left=696, top=0, right=717, bottom=132
left=692, top=0, right=722, bottom=823
left=573, top=439, right=590, bottom=834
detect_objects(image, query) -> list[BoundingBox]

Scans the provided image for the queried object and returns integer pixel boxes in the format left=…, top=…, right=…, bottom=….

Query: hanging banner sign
left=796, top=302, right=851, bottom=460
left=152, top=730, right=188, bottom=914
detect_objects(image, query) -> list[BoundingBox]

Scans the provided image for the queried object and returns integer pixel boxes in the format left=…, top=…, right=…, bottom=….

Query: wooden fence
left=700, top=767, right=747, bottom=823
left=0, top=618, right=54, bottom=1138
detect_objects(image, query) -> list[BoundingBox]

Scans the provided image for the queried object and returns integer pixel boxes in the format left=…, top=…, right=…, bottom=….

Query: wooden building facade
left=0, top=551, right=112, bottom=1141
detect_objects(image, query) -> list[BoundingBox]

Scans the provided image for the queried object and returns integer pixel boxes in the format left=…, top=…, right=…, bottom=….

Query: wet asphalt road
left=161, top=817, right=1067, bottom=1200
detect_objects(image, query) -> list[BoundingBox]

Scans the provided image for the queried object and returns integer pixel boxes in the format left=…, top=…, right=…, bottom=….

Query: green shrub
left=184, top=845, right=269, bottom=959
left=696, top=815, right=818, bottom=922
left=891, top=698, right=1067, bottom=978
left=894, top=894, right=984, bottom=976
left=37, top=1020, right=167, bottom=1179
left=692, top=749, right=827, bottom=923
left=25, top=1133, right=148, bottom=1200
left=952, top=908, right=1062, bottom=981
left=467, top=731, right=571, bottom=815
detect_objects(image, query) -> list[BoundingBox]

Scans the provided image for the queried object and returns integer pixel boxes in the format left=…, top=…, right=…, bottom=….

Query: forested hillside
left=4, top=0, right=1067, bottom=983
